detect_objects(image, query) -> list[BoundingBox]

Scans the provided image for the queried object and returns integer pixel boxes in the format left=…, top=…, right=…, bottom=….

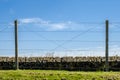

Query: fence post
left=105, top=20, right=109, bottom=71
left=14, top=20, right=19, bottom=70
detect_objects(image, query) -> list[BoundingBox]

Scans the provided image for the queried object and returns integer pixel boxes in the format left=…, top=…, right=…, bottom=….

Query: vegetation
left=0, top=56, right=120, bottom=71
left=0, top=70, right=120, bottom=80
left=0, top=56, right=120, bottom=62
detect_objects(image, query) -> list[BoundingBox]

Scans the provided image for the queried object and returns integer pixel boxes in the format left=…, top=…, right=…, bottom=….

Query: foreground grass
left=0, top=70, right=120, bottom=80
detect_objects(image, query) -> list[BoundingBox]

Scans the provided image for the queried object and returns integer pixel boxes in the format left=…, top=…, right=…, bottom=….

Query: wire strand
left=52, top=27, right=98, bottom=50
left=23, top=26, right=68, bottom=50
left=0, top=26, right=9, bottom=32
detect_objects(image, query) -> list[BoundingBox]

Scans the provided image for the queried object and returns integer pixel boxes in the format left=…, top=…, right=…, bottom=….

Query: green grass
left=0, top=70, right=120, bottom=80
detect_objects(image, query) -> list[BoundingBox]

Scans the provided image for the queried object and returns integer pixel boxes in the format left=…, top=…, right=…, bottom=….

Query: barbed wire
left=1, top=21, right=120, bottom=25
left=0, top=21, right=120, bottom=56
left=0, top=40, right=120, bottom=42
left=52, top=26, right=103, bottom=50
left=0, top=26, right=9, bottom=32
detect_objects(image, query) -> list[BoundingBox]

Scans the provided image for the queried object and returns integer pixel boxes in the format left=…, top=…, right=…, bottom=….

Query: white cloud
left=19, top=18, right=49, bottom=24
left=19, top=18, right=72, bottom=30
left=19, top=18, right=119, bottom=31
left=47, top=22, right=72, bottom=30
left=49, top=23, right=66, bottom=30
left=19, top=18, right=97, bottom=31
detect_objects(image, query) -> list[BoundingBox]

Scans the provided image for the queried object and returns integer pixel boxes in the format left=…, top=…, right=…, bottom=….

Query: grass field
left=0, top=70, right=120, bottom=80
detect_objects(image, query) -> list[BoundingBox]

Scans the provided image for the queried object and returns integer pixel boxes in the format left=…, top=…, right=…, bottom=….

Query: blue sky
left=1, top=0, right=120, bottom=22
left=0, top=0, right=120, bottom=57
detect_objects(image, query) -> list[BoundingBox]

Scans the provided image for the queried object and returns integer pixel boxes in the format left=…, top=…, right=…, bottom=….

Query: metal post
left=15, top=20, right=19, bottom=70
left=105, top=20, right=109, bottom=71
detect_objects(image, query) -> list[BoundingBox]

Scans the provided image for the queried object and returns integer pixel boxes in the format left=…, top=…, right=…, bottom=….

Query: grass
left=0, top=70, right=120, bottom=80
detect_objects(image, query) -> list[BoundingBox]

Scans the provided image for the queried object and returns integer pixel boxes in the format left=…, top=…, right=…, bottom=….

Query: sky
left=0, top=0, right=120, bottom=57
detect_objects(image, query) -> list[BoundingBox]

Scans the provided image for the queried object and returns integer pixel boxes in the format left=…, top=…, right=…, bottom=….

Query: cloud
left=47, top=22, right=72, bottom=30
left=49, top=23, right=67, bottom=30
left=19, top=18, right=119, bottom=31
left=19, top=18, right=49, bottom=24
left=19, top=18, right=99, bottom=31
left=19, top=18, right=72, bottom=30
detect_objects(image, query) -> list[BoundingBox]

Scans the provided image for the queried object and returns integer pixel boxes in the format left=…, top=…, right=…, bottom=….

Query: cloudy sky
left=0, top=0, right=120, bottom=57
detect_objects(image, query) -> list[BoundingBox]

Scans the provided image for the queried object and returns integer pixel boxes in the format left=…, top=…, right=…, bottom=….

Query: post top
left=14, top=20, right=18, bottom=23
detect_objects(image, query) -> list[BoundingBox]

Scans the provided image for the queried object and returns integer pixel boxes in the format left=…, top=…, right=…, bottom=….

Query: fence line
left=1, top=20, right=120, bottom=71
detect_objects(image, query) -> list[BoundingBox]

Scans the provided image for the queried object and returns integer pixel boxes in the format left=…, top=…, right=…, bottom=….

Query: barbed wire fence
left=0, top=20, right=120, bottom=71
left=0, top=21, right=120, bottom=57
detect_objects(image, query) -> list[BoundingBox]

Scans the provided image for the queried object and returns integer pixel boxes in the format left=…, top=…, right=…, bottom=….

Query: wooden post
left=105, top=20, right=109, bottom=71
left=15, top=20, right=19, bottom=70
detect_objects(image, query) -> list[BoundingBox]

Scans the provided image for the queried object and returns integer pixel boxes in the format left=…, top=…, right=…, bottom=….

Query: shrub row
left=0, top=56, right=120, bottom=71
left=0, top=56, right=120, bottom=62
left=0, top=61, right=120, bottom=71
